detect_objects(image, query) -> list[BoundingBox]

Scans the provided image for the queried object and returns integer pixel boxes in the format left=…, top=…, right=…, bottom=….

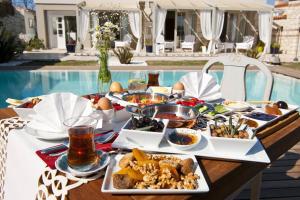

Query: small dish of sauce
left=166, top=128, right=201, bottom=150
left=169, top=132, right=198, bottom=145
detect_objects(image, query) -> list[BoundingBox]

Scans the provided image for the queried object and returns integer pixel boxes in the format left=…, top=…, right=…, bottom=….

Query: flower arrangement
left=94, top=21, right=119, bottom=92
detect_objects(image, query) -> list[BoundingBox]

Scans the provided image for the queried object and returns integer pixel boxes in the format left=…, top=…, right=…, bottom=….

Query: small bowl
left=120, top=118, right=169, bottom=147
left=166, top=128, right=201, bottom=151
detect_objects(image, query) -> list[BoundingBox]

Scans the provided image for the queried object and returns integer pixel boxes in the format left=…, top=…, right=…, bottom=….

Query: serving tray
left=112, top=129, right=271, bottom=163
left=101, top=153, right=209, bottom=194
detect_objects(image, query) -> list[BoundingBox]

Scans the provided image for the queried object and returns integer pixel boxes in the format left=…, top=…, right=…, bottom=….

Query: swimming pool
left=1, top=70, right=300, bottom=108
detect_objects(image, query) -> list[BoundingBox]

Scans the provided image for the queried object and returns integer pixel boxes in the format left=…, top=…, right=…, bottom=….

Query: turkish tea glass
left=64, top=116, right=98, bottom=172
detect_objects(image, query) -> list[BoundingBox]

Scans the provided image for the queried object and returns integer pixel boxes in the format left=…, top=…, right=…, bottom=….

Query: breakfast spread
left=112, top=148, right=200, bottom=190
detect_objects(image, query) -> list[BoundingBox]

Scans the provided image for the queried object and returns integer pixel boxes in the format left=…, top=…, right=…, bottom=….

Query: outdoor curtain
left=128, top=11, right=142, bottom=52
left=79, top=9, right=90, bottom=48
left=200, top=9, right=224, bottom=54
left=259, top=11, right=272, bottom=53
left=155, top=7, right=167, bottom=42
left=184, top=13, right=192, bottom=36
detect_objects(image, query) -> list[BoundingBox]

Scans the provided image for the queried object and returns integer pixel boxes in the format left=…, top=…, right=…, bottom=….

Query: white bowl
left=113, top=108, right=131, bottom=123
left=166, top=128, right=201, bottom=151
left=120, top=118, right=169, bottom=147
left=209, top=126, right=257, bottom=155
left=94, top=109, right=114, bottom=122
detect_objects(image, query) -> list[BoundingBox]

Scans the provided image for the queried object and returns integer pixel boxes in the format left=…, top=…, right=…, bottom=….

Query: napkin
left=27, top=93, right=94, bottom=133
left=180, top=72, right=221, bottom=101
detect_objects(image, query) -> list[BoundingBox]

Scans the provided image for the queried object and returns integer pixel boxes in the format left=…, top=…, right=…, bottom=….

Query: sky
left=12, top=0, right=35, bottom=10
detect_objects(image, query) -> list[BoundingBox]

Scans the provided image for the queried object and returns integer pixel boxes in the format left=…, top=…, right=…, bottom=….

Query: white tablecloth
left=4, top=129, right=59, bottom=200
left=3, top=121, right=126, bottom=200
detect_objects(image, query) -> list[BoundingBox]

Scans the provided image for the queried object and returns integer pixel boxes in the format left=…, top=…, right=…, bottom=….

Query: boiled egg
left=173, top=82, right=185, bottom=90
left=97, top=97, right=113, bottom=110
left=110, top=82, right=123, bottom=93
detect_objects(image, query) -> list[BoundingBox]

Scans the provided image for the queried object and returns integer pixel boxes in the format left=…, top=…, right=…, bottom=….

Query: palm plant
left=113, top=47, right=133, bottom=64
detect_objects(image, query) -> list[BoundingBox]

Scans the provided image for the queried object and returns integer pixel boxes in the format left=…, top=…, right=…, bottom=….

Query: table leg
left=250, top=172, right=262, bottom=200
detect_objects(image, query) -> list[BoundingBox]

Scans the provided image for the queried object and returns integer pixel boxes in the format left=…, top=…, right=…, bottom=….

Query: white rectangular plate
left=112, top=129, right=270, bottom=163
left=101, top=153, right=209, bottom=194
left=246, top=104, right=299, bottom=130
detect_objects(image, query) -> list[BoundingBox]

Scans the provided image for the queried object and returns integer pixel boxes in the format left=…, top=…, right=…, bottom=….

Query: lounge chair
left=114, top=34, right=132, bottom=49
left=235, top=36, right=254, bottom=53
left=181, top=35, right=195, bottom=52
left=216, top=40, right=235, bottom=53
left=202, top=53, right=273, bottom=101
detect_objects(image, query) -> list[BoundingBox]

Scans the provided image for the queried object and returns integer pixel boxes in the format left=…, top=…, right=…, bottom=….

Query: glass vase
left=98, top=51, right=112, bottom=94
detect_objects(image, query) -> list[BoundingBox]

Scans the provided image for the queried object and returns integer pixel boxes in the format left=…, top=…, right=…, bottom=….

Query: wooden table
left=2, top=108, right=300, bottom=200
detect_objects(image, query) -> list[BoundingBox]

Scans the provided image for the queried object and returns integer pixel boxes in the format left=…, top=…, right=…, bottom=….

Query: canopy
left=76, top=0, right=140, bottom=10
left=153, top=0, right=273, bottom=11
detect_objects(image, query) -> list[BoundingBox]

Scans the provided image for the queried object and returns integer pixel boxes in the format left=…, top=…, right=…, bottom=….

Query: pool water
left=1, top=70, right=300, bottom=108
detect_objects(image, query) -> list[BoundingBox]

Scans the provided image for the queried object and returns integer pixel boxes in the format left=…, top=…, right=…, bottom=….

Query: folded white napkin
left=26, top=92, right=94, bottom=133
left=180, top=72, right=221, bottom=101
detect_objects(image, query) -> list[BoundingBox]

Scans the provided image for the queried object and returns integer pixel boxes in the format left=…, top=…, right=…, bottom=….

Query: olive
left=158, top=121, right=165, bottom=130
left=131, top=118, right=138, bottom=129
left=276, top=101, right=288, bottom=109
left=143, top=116, right=151, bottom=125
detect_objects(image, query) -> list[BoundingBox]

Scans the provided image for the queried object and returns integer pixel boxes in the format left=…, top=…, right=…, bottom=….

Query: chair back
left=156, top=34, right=165, bottom=44
left=202, top=53, right=273, bottom=101
left=184, top=35, right=195, bottom=43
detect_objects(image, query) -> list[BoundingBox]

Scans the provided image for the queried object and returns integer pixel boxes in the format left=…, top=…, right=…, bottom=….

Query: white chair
left=202, top=53, right=273, bottom=101
left=156, top=34, right=165, bottom=54
left=235, top=36, right=254, bottom=52
left=181, top=35, right=195, bottom=52
left=114, top=34, right=132, bottom=48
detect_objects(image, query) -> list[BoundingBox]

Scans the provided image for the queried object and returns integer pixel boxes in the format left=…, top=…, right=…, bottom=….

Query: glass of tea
left=64, top=116, right=99, bottom=172
left=147, top=72, right=160, bottom=88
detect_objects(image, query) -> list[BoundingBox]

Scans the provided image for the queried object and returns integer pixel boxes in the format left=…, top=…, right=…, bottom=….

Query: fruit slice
left=132, top=148, right=148, bottom=161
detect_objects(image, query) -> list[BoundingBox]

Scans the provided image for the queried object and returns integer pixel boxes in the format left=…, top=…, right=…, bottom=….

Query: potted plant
left=271, top=42, right=280, bottom=54
left=145, top=38, right=153, bottom=53
left=113, top=47, right=133, bottom=64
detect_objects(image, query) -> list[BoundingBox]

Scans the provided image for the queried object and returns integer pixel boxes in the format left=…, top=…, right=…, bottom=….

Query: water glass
left=64, top=116, right=98, bottom=172
left=128, top=71, right=147, bottom=92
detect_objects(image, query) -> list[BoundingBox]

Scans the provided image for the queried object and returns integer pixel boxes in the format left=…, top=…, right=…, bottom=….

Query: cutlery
left=41, top=131, right=115, bottom=154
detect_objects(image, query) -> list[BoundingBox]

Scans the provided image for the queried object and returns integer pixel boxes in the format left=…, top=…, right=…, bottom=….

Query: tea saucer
left=55, top=150, right=110, bottom=177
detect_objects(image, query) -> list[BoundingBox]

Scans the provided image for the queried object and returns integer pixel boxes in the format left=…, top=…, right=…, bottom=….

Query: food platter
left=101, top=152, right=209, bottom=194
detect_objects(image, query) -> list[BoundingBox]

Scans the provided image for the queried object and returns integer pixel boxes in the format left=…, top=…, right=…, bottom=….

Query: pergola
left=76, top=0, right=273, bottom=54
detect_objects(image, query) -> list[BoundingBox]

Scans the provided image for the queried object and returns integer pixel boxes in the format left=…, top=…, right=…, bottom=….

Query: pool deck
left=1, top=63, right=300, bottom=79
